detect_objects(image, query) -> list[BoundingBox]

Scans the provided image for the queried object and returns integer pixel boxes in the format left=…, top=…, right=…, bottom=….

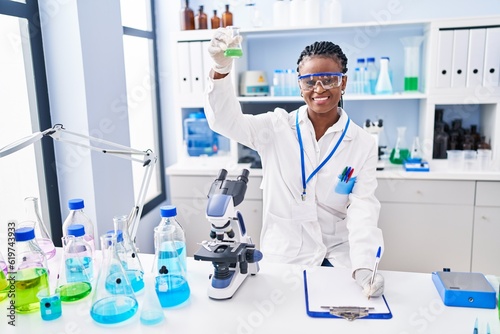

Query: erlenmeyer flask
left=112, top=215, right=144, bottom=293
left=0, top=251, right=8, bottom=302
left=90, top=232, right=138, bottom=324
left=56, top=225, right=93, bottom=302
left=140, top=275, right=165, bottom=326
left=22, top=197, right=56, bottom=260
left=390, top=127, right=410, bottom=165
left=153, top=225, right=190, bottom=308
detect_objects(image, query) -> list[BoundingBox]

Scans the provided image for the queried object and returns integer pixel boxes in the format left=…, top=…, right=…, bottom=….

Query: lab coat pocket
left=335, top=176, right=356, bottom=195
left=327, top=176, right=356, bottom=208
left=262, top=212, right=303, bottom=258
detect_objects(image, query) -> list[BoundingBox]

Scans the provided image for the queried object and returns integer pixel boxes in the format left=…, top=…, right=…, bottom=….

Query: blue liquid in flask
left=66, top=257, right=93, bottom=282
left=126, top=269, right=144, bottom=292
left=155, top=249, right=190, bottom=307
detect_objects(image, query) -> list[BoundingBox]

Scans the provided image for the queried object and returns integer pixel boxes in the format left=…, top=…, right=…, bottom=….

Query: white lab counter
left=1, top=250, right=498, bottom=334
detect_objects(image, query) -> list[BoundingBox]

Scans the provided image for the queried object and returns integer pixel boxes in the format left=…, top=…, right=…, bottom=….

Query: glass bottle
left=113, top=215, right=144, bottom=293
left=23, top=197, right=56, bottom=260
left=375, top=57, right=393, bottom=95
left=477, top=136, right=492, bottom=150
left=222, top=4, right=233, bottom=28
left=211, top=9, right=221, bottom=29
left=0, top=251, right=8, bottom=302
left=366, top=57, right=378, bottom=95
left=158, top=205, right=187, bottom=272
left=90, top=232, right=138, bottom=324
left=56, top=224, right=93, bottom=302
left=390, top=127, right=410, bottom=164
left=62, top=198, right=96, bottom=254
left=153, top=225, right=190, bottom=308
left=434, top=108, right=450, bottom=134
left=195, top=5, right=208, bottom=30
left=180, top=0, right=195, bottom=31
left=14, top=226, right=50, bottom=313
left=433, top=123, right=449, bottom=159
left=470, top=125, right=481, bottom=150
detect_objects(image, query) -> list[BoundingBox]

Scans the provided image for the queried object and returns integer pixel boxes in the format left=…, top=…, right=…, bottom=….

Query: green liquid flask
left=90, top=232, right=138, bottom=325
left=0, top=251, right=9, bottom=302
left=112, top=215, right=145, bottom=293
left=390, top=126, right=410, bottom=164
left=14, top=226, right=50, bottom=313
left=56, top=225, right=93, bottom=302
left=224, top=26, right=242, bottom=59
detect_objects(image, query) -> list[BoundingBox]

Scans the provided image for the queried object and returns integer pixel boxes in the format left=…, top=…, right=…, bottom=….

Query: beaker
left=224, top=26, right=243, bottom=58
left=112, top=215, right=145, bottom=293
left=400, top=36, right=424, bottom=92
left=90, top=232, right=138, bottom=325
left=37, top=289, right=62, bottom=321
left=56, top=227, right=93, bottom=302
left=21, top=197, right=56, bottom=260
left=153, top=225, right=190, bottom=308
left=390, top=127, right=410, bottom=165
left=0, top=251, right=8, bottom=302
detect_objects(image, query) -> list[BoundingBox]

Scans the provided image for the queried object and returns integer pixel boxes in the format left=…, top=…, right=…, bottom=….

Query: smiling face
left=298, top=56, right=347, bottom=117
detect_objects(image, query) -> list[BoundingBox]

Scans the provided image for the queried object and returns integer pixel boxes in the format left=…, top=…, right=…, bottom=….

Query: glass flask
left=0, top=251, right=8, bottom=302
left=22, top=197, right=56, bottom=260
left=14, top=226, right=50, bottom=313
left=113, top=215, right=145, bottom=293
left=62, top=198, right=96, bottom=254
left=375, top=57, right=393, bottom=95
left=158, top=205, right=187, bottom=273
left=390, top=127, right=410, bottom=164
left=56, top=225, right=93, bottom=302
left=90, top=232, right=138, bottom=325
left=400, top=36, right=424, bottom=92
left=139, top=275, right=165, bottom=326
left=224, top=26, right=243, bottom=58
left=153, top=225, right=190, bottom=308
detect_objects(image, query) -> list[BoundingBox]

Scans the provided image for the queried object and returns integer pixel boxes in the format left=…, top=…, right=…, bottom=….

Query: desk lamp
left=0, top=124, right=157, bottom=242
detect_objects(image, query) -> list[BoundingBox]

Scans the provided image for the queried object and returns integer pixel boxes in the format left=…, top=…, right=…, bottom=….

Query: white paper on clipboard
left=303, top=267, right=391, bottom=318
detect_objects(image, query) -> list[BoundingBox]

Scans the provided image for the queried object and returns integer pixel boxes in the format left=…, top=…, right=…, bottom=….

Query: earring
left=341, top=90, right=345, bottom=95
left=300, top=92, right=303, bottom=97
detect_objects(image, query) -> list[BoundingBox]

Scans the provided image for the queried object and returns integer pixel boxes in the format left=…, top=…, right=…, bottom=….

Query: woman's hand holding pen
left=354, top=268, right=385, bottom=298
left=208, top=27, right=242, bottom=75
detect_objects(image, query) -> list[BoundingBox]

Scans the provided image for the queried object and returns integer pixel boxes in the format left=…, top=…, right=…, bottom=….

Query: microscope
left=194, top=169, right=263, bottom=300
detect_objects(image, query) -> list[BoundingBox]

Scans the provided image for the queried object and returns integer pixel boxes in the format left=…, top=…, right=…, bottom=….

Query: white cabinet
left=168, top=171, right=263, bottom=256
left=472, top=181, right=500, bottom=275
left=376, top=179, right=475, bottom=273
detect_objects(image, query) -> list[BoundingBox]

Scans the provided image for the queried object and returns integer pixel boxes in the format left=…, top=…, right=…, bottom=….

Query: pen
left=486, top=322, right=490, bottom=334
left=346, top=168, right=354, bottom=183
left=368, top=246, right=381, bottom=300
left=341, top=166, right=348, bottom=182
left=473, top=317, right=478, bottom=334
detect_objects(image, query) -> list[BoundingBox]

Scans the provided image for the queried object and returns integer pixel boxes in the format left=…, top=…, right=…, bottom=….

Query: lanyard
left=296, top=110, right=350, bottom=201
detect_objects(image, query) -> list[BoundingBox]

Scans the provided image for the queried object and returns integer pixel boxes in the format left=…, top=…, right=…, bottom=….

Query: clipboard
left=303, top=267, right=392, bottom=320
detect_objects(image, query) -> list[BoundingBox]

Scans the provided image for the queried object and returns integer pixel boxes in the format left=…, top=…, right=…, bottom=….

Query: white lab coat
left=205, top=75, right=383, bottom=273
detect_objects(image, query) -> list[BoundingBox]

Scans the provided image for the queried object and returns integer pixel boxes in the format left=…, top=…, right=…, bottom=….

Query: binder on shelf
left=450, top=29, right=469, bottom=88
left=466, top=28, right=486, bottom=88
left=177, top=42, right=192, bottom=95
left=436, top=29, right=454, bottom=88
left=189, top=41, right=205, bottom=94
left=483, top=27, right=500, bottom=87
left=201, top=41, right=212, bottom=84
left=303, top=268, right=392, bottom=320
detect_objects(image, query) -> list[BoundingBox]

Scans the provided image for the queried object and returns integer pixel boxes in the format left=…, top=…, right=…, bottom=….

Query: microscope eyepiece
left=216, top=169, right=228, bottom=181
left=237, top=169, right=249, bottom=184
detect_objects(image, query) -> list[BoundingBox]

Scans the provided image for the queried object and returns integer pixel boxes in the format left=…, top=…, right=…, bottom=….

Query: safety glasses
left=298, top=72, right=345, bottom=91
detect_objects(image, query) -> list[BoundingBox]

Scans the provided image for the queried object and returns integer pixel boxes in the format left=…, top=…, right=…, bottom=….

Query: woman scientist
left=204, top=28, right=384, bottom=298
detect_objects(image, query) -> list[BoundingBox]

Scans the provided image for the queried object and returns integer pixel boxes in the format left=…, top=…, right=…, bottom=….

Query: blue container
left=184, top=112, right=218, bottom=156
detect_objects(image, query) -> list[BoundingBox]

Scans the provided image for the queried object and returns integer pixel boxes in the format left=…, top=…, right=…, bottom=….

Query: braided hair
left=296, top=41, right=348, bottom=74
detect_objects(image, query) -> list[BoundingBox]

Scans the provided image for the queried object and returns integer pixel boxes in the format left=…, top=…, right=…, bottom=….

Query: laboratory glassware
left=375, top=57, right=393, bottom=95
left=366, top=57, right=378, bottom=94
left=222, top=4, right=233, bottom=27
left=0, top=251, right=8, bottom=302
left=90, top=232, right=138, bottom=324
left=180, top=0, right=195, bottom=30
left=62, top=198, right=96, bottom=254
left=410, top=137, right=423, bottom=160
left=113, top=215, right=145, bottom=292
left=400, top=36, right=424, bottom=92
left=390, top=127, right=410, bottom=164
left=14, top=226, right=49, bottom=313
left=56, top=225, right=93, bottom=302
left=153, top=225, right=190, bottom=308
left=158, top=205, right=187, bottom=272
left=195, top=5, right=207, bottom=30
left=224, top=26, right=243, bottom=58
left=21, top=196, right=56, bottom=260
left=139, top=275, right=165, bottom=326
left=37, top=289, right=62, bottom=321
left=211, top=9, right=221, bottom=29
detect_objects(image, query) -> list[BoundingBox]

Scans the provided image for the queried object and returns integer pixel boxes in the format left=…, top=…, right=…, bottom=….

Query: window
left=120, top=0, right=165, bottom=212
left=0, top=0, right=62, bottom=243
